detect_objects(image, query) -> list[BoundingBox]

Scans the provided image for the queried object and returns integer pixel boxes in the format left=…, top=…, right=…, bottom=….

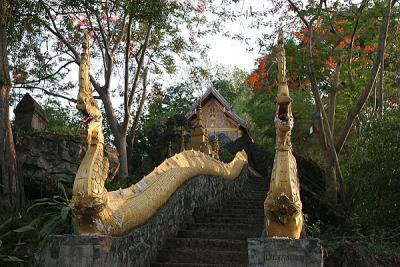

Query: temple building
left=185, top=86, right=249, bottom=150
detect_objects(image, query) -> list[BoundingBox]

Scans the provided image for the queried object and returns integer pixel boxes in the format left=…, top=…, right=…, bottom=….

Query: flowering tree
left=10, top=0, right=215, bottom=181
left=246, top=0, right=398, bottom=208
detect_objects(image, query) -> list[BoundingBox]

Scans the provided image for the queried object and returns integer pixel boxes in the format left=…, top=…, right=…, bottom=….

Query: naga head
left=77, top=33, right=103, bottom=144
left=275, top=30, right=293, bottom=133
left=275, top=31, right=293, bottom=149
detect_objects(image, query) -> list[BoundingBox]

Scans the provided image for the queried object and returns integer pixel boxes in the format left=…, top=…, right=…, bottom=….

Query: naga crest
left=76, top=33, right=103, bottom=144
left=275, top=31, right=293, bottom=150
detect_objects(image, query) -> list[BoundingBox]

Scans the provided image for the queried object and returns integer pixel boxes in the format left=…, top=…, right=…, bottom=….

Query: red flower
left=364, top=45, right=375, bottom=53
left=325, top=57, right=337, bottom=70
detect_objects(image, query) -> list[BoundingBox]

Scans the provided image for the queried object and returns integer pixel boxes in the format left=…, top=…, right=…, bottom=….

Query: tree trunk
left=0, top=0, right=24, bottom=212
left=329, top=60, right=341, bottom=132
left=324, top=154, right=337, bottom=205
left=306, top=25, right=345, bottom=208
left=127, top=69, right=148, bottom=175
left=99, top=91, right=129, bottom=182
left=114, top=134, right=129, bottom=183
left=377, top=60, right=384, bottom=117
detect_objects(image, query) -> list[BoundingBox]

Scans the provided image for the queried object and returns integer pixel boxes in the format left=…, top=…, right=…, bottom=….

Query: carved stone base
left=248, top=238, right=323, bottom=267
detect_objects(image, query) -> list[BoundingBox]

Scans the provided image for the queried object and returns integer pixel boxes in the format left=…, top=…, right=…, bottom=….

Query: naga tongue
left=83, top=115, right=93, bottom=125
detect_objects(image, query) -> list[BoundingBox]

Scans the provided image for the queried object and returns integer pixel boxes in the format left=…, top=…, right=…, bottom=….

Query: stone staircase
left=152, top=176, right=268, bottom=266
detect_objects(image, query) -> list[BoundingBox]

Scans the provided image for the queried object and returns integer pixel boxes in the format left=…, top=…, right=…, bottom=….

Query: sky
left=203, top=0, right=272, bottom=71
left=12, top=0, right=276, bottom=113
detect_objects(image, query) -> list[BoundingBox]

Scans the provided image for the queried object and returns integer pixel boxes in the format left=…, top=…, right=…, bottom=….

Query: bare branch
left=111, top=12, right=128, bottom=54
left=41, top=3, right=80, bottom=61
left=14, top=85, right=77, bottom=103
left=86, top=11, right=107, bottom=72
left=128, top=68, right=149, bottom=147
left=287, top=0, right=310, bottom=28
left=94, top=12, right=113, bottom=90
left=123, top=15, right=133, bottom=128
left=14, top=61, right=75, bottom=85
left=122, top=24, right=152, bottom=132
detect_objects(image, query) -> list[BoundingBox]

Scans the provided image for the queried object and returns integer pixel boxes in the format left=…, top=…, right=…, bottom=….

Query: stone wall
left=39, top=169, right=249, bottom=267
left=16, top=132, right=119, bottom=197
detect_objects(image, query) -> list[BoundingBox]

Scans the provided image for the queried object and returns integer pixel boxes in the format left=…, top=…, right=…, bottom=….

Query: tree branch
left=94, top=11, right=112, bottom=91
left=14, top=85, right=77, bottom=103
left=287, top=0, right=310, bottom=28
left=336, top=0, right=393, bottom=155
left=86, top=11, right=107, bottom=72
left=123, top=15, right=133, bottom=131
left=14, top=61, right=74, bottom=85
left=128, top=68, right=148, bottom=147
left=41, top=3, right=80, bottom=61
left=123, top=24, right=152, bottom=133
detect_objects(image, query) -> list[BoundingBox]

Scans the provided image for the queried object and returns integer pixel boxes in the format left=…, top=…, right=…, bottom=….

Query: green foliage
left=43, top=104, right=80, bottom=136
left=303, top=214, right=321, bottom=238
left=0, top=183, right=73, bottom=265
left=218, top=148, right=234, bottom=163
left=0, top=213, right=36, bottom=265
left=105, top=181, right=129, bottom=192
left=343, top=109, right=400, bottom=231
left=143, top=82, right=196, bottom=133
left=27, top=183, right=73, bottom=241
left=318, top=109, right=400, bottom=252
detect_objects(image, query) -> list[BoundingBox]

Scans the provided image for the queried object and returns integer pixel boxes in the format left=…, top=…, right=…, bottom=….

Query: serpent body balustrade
left=71, top=34, right=248, bottom=236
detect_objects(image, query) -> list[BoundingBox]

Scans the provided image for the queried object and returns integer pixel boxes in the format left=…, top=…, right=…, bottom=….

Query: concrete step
left=229, top=200, right=265, bottom=205
left=240, top=195, right=266, bottom=200
left=243, top=193, right=267, bottom=198
left=210, top=212, right=264, bottom=219
left=156, top=249, right=248, bottom=264
left=196, top=216, right=264, bottom=225
left=152, top=263, right=247, bottom=267
left=215, top=208, right=264, bottom=215
left=188, top=223, right=263, bottom=232
left=223, top=204, right=264, bottom=209
left=178, top=229, right=261, bottom=240
left=165, top=238, right=247, bottom=251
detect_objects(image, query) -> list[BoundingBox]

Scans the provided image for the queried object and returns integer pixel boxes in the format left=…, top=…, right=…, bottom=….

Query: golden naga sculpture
left=71, top=34, right=248, bottom=236
left=263, top=31, right=303, bottom=239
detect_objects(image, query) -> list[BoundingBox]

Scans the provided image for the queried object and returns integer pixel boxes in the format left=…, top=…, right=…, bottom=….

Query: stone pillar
left=248, top=238, right=323, bottom=267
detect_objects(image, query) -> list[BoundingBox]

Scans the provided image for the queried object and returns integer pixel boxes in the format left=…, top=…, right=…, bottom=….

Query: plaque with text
left=248, top=238, right=323, bottom=267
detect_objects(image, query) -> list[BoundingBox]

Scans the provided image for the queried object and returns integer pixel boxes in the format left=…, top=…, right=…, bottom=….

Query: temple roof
left=185, top=86, right=248, bottom=130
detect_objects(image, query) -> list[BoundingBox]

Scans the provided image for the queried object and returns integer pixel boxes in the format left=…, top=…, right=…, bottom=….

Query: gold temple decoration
left=187, top=100, right=219, bottom=159
left=71, top=34, right=248, bottom=236
left=263, top=31, right=303, bottom=239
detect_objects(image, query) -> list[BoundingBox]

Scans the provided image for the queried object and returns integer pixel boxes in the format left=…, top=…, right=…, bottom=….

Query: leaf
left=29, top=217, right=41, bottom=227
left=13, top=225, right=35, bottom=233
left=61, top=207, right=69, bottom=221
left=38, top=216, right=59, bottom=240
left=0, top=217, right=13, bottom=232
left=57, top=182, right=69, bottom=200
left=3, top=255, right=25, bottom=262
left=27, top=201, right=62, bottom=213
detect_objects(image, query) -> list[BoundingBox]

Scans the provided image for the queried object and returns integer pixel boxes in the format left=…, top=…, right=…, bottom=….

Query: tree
left=246, top=0, right=398, bottom=209
left=142, top=82, right=196, bottom=133
left=0, top=0, right=24, bottom=211
left=10, top=0, right=214, bottom=182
